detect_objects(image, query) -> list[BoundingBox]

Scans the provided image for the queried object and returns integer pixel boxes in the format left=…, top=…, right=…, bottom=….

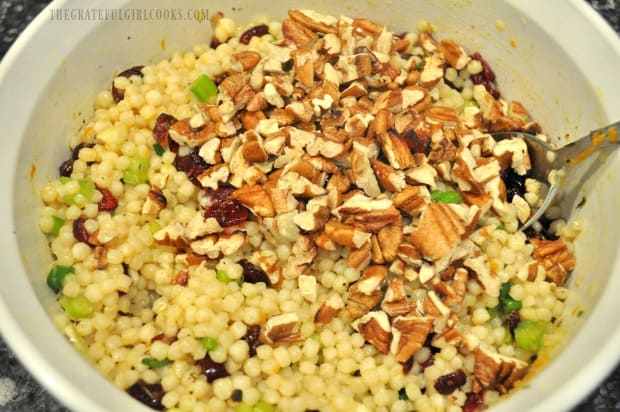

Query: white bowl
left=0, top=0, right=618, bottom=411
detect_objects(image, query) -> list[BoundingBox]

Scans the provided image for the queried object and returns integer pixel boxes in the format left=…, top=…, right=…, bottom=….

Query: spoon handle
left=559, top=120, right=620, bottom=166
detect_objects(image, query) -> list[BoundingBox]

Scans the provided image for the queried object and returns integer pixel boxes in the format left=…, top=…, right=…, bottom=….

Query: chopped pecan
left=190, top=233, right=246, bottom=259
left=325, top=220, right=371, bottom=249
left=377, top=214, right=403, bottom=262
left=169, top=118, right=217, bottom=147
left=390, top=314, right=434, bottom=363
left=530, top=238, right=575, bottom=286
left=464, top=255, right=500, bottom=297
left=379, top=131, right=415, bottom=170
left=420, top=53, right=445, bottom=88
left=437, top=39, right=471, bottom=70
left=283, top=235, right=317, bottom=279
left=355, top=311, right=392, bottom=354
left=264, top=312, right=302, bottom=344
left=350, top=152, right=381, bottom=197
left=435, top=267, right=469, bottom=307
left=381, top=278, right=415, bottom=317
left=473, top=346, right=529, bottom=393
left=392, top=185, right=429, bottom=216
left=218, top=72, right=250, bottom=99
left=473, top=84, right=502, bottom=122
left=315, top=294, right=345, bottom=324
left=425, top=106, right=461, bottom=129
left=233, top=50, right=261, bottom=71
left=347, top=240, right=372, bottom=271
left=230, top=185, right=275, bottom=217
left=142, top=187, right=167, bottom=215
left=370, top=158, right=406, bottom=193
left=346, top=265, right=387, bottom=319
left=282, top=18, right=317, bottom=47
left=288, top=9, right=338, bottom=34
left=410, top=202, right=466, bottom=260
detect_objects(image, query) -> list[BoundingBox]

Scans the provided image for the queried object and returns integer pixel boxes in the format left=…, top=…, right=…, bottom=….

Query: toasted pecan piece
left=381, top=278, right=415, bottom=317
left=356, top=311, right=392, bottom=354
left=474, top=346, right=529, bottom=394
left=530, top=238, right=575, bottom=286
left=315, top=294, right=345, bottom=324
left=410, top=202, right=465, bottom=260
left=346, top=265, right=387, bottom=319
left=390, top=314, right=434, bottom=362
left=264, top=312, right=302, bottom=344
left=230, top=185, right=275, bottom=217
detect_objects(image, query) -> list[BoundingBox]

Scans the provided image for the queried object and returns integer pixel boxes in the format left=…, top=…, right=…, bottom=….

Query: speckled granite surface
left=0, top=1, right=619, bottom=411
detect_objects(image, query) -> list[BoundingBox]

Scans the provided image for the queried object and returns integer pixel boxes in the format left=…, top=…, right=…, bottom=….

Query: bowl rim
left=0, top=1, right=619, bottom=411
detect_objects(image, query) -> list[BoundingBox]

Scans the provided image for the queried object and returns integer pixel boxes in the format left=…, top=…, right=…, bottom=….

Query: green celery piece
left=123, top=157, right=150, bottom=185
left=431, top=189, right=462, bottom=204
left=62, top=178, right=96, bottom=205
left=514, top=319, right=546, bottom=352
left=50, top=215, right=65, bottom=236
left=190, top=74, right=218, bottom=103
left=46, top=265, right=74, bottom=293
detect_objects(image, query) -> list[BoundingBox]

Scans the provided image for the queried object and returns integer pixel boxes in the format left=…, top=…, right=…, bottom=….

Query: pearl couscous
left=38, top=9, right=581, bottom=412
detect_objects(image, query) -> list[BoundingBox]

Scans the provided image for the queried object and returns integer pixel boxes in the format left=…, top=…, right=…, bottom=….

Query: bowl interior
left=1, top=0, right=619, bottom=411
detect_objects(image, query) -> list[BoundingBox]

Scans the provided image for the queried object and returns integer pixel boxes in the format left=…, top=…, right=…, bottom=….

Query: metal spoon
left=491, top=120, right=620, bottom=231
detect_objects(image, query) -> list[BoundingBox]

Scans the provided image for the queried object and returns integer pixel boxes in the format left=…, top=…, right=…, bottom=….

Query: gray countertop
left=1, top=0, right=619, bottom=411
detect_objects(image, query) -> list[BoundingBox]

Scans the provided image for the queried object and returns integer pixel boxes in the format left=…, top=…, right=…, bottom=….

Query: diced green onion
left=496, top=224, right=507, bottom=232
left=253, top=400, right=276, bottom=412
left=62, top=178, right=96, bottom=205
left=65, top=295, right=94, bottom=318
left=59, top=176, right=71, bottom=184
left=190, top=74, right=218, bottom=104
left=431, top=189, right=462, bottom=204
left=123, top=157, right=150, bottom=185
left=153, top=143, right=165, bottom=156
left=50, top=215, right=65, bottom=236
left=498, top=282, right=522, bottom=314
left=201, top=336, right=218, bottom=351
left=398, top=387, right=409, bottom=400
left=46, top=265, right=75, bottom=293
left=141, top=357, right=172, bottom=369
left=514, top=319, right=546, bottom=352
left=577, top=310, right=584, bottom=318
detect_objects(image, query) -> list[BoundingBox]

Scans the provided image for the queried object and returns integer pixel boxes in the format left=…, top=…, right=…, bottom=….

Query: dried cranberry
left=173, top=148, right=209, bottom=186
left=240, top=24, right=269, bottom=45
left=72, top=218, right=91, bottom=244
left=524, top=221, right=558, bottom=241
left=401, top=356, right=414, bottom=374
left=434, top=369, right=467, bottom=395
left=231, top=389, right=243, bottom=402
left=126, top=380, right=165, bottom=410
left=112, top=65, right=144, bottom=103
left=58, top=159, right=74, bottom=177
left=202, top=354, right=229, bottom=382
left=471, top=52, right=500, bottom=99
left=463, top=391, right=484, bottom=412
left=507, top=311, right=521, bottom=335
left=242, top=324, right=261, bottom=357
left=203, top=187, right=249, bottom=228
left=152, top=113, right=178, bottom=151
left=501, top=168, right=526, bottom=202
left=238, top=259, right=270, bottom=285
left=97, top=187, right=118, bottom=212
